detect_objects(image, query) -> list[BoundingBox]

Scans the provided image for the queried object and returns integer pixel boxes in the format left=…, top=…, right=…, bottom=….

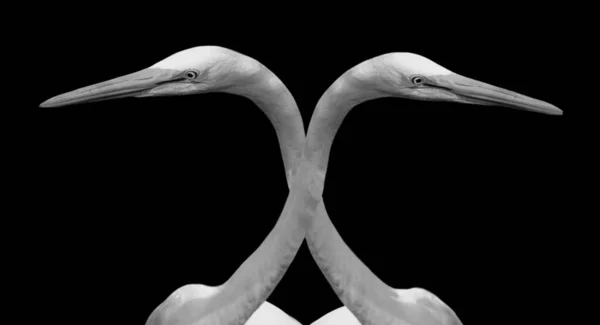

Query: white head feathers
left=352, top=52, right=453, bottom=82
left=150, top=45, right=261, bottom=75
left=382, top=53, right=453, bottom=76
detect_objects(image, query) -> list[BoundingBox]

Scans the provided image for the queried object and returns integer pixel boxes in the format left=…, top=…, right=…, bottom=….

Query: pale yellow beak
left=40, top=68, right=180, bottom=108
left=429, top=73, right=562, bottom=115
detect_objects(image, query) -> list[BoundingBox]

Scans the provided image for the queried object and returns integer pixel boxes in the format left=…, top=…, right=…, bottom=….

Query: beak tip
left=548, top=104, right=563, bottom=116
left=40, top=97, right=60, bottom=108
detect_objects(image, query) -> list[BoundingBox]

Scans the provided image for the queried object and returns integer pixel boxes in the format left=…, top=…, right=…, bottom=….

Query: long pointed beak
left=40, top=68, right=179, bottom=108
left=432, top=74, right=563, bottom=115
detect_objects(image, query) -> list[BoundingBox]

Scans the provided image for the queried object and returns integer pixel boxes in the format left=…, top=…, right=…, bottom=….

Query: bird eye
left=411, top=75, right=424, bottom=85
left=184, top=70, right=199, bottom=80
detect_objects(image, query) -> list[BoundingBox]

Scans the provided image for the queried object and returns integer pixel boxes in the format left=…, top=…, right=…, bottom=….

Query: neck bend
left=229, top=65, right=306, bottom=187
left=301, top=74, right=399, bottom=323
left=192, top=66, right=309, bottom=323
left=304, top=75, right=384, bottom=178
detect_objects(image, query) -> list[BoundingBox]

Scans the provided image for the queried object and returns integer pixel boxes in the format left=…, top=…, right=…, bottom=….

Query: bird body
left=145, top=284, right=301, bottom=325
left=40, top=46, right=306, bottom=325
left=245, top=302, right=302, bottom=325
left=302, top=52, right=561, bottom=324
left=310, top=306, right=361, bottom=325
left=40, top=47, right=562, bottom=325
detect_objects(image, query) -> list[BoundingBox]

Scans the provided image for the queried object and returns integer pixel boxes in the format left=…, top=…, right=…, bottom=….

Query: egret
left=301, top=53, right=562, bottom=324
left=40, top=46, right=306, bottom=325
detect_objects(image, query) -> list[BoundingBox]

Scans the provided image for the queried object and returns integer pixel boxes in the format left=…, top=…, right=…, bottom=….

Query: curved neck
left=197, top=68, right=308, bottom=323
left=305, top=75, right=385, bottom=177
left=302, top=74, right=399, bottom=321
left=146, top=64, right=309, bottom=325
left=226, top=67, right=306, bottom=187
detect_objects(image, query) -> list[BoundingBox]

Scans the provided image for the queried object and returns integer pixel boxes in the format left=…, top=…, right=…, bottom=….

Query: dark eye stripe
left=154, top=76, right=188, bottom=86
left=425, top=82, right=451, bottom=91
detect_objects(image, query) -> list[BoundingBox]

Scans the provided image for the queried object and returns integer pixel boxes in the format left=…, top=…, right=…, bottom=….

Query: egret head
left=349, top=52, right=562, bottom=115
left=40, top=46, right=262, bottom=107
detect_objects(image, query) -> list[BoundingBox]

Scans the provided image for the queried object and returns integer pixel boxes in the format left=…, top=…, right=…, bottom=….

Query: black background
left=19, top=3, right=582, bottom=325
